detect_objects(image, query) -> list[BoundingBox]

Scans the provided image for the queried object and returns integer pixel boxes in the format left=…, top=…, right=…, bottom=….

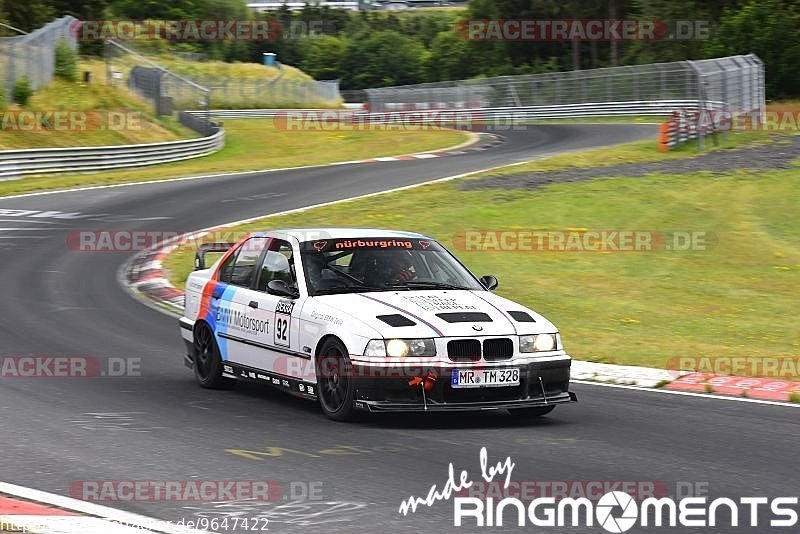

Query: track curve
left=0, top=124, right=796, bottom=533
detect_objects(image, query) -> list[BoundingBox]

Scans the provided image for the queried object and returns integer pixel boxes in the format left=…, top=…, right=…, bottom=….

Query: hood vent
left=376, top=314, right=416, bottom=327
left=436, top=312, right=492, bottom=323
left=508, top=310, right=536, bottom=322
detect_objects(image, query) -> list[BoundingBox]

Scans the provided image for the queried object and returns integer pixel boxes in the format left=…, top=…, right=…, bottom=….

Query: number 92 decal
left=274, top=300, right=293, bottom=347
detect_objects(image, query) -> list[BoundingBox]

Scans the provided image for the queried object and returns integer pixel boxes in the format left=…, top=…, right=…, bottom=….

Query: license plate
left=451, top=368, right=520, bottom=388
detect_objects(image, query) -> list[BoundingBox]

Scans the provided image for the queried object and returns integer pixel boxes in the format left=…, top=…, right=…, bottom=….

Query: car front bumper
left=350, top=357, right=576, bottom=413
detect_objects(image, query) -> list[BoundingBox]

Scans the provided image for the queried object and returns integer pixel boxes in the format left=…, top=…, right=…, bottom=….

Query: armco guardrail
left=199, top=100, right=726, bottom=122
left=0, top=128, right=224, bottom=181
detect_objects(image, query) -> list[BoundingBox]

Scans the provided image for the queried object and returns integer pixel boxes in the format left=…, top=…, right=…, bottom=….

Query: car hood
left=312, top=290, right=557, bottom=338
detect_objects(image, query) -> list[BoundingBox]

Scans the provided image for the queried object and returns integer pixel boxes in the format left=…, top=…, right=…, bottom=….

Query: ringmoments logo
left=398, top=448, right=799, bottom=530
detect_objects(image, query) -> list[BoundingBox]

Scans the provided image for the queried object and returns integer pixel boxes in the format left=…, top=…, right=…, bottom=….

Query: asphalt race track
left=1, top=123, right=797, bottom=533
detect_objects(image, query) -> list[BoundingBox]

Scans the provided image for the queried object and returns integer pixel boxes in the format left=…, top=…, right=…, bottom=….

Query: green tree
left=707, top=0, right=800, bottom=98
left=51, top=0, right=109, bottom=19
left=299, top=35, right=347, bottom=80
left=109, top=0, right=201, bottom=19
left=624, top=0, right=711, bottom=64
left=340, top=30, right=427, bottom=89
left=426, top=31, right=473, bottom=82
left=4, top=0, right=54, bottom=31
left=12, top=77, right=33, bottom=105
left=55, top=38, right=78, bottom=81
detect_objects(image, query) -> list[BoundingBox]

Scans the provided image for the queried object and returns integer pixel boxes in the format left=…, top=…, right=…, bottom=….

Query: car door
left=212, top=236, right=270, bottom=365
left=233, top=238, right=306, bottom=378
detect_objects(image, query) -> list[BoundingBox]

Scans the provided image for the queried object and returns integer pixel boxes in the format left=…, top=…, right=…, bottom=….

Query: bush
left=299, top=35, right=347, bottom=81
left=12, top=77, right=33, bottom=106
left=55, top=39, right=78, bottom=81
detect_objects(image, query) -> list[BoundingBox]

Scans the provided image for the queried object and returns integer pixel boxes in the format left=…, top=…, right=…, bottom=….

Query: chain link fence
left=105, top=40, right=214, bottom=134
left=689, top=55, right=765, bottom=119
left=105, top=38, right=341, bottom=128
left=365, top=54, right=765, bottom=121
left=0, top=16, right=78, bottom=97
left=203, top=76, right=341, bottom=109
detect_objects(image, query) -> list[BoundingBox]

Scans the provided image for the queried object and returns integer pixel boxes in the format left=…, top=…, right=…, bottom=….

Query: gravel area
left=461, top=135, right=800, bottom=190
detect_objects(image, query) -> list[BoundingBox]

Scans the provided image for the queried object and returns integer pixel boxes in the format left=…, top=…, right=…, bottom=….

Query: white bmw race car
left=180, top=228, right=576, bottom=421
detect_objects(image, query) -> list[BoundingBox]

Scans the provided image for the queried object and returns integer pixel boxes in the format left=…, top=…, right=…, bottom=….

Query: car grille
left=447, top=339, right=481, bottom=362
left=483, top=338, right=514, bottom=361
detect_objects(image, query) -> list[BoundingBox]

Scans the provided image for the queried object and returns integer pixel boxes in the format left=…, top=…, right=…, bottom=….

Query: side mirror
left=194, top=242, right=235, bottom=270
left=267, top=280, right=299, bottom=298
left=479, top=275, right=498, bottom=291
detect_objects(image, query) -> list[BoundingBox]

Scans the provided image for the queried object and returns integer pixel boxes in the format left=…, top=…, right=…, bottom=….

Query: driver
left=379, top=250, right=416, bottom=285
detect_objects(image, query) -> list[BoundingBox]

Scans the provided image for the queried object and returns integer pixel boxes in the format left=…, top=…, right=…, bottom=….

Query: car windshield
left=299, top=237, right=484, bottom=296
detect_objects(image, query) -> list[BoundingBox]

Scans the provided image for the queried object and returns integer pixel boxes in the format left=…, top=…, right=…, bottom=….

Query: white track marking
left=0, top=228, right=55, bottom=231
left=0, top=136, right=484, bottom=201
left=572, top=380, right=800, bottom=407
left=0, top=219, right=65, bottom=224
left=0, top=482, right=211, bottom=534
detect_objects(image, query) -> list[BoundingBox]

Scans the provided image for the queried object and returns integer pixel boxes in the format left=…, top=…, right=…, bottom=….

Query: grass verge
left=163, top=129, right=800, bottom=373
left=0, top=64, right=195, bottom=149
left=0, top=120, right=469, bottom=197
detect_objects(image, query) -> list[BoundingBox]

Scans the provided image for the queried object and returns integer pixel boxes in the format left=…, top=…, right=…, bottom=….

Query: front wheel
left=508, top=405, right=555, bottom=418
left=315, top=338, right=356, bottom=422
left=193, top=322, right=235, bottom=389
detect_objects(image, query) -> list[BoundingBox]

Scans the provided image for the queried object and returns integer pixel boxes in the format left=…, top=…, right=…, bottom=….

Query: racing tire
left=315, top=338, right=356, bottom=422
left=508, top=405, right=555, bottom=418
left=193, top=322, right=235, bottom=389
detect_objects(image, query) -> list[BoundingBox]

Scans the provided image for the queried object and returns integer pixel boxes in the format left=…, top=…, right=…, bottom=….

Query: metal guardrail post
left=685, top=60, right=705, bottom=150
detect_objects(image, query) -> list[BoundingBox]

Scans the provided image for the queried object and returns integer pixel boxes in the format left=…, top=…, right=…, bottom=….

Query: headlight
left=364, top=339, right=387, bottom=357
left=364, top=339, right=436, bottom=357
left=519, top=334, right=557, bottom=353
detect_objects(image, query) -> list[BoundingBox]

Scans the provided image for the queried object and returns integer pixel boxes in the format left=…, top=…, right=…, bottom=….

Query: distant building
left=247, top=1, right=364, bottom=12
left=247, top=1, right=453, bottom=13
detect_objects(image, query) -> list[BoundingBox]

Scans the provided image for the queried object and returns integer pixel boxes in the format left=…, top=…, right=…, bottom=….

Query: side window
left=217, top=248, right=240, bottom=284
left=257, top=240, right=296, bottom=291
left=229, top=237, right=268, bottom=287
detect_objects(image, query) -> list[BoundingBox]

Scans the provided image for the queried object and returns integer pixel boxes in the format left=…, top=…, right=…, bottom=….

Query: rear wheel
left=508, top=405, right=555, bottom=418
left=193, top=322, right=235, bottom=389
left=316, top=338, right=356, bottom=421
